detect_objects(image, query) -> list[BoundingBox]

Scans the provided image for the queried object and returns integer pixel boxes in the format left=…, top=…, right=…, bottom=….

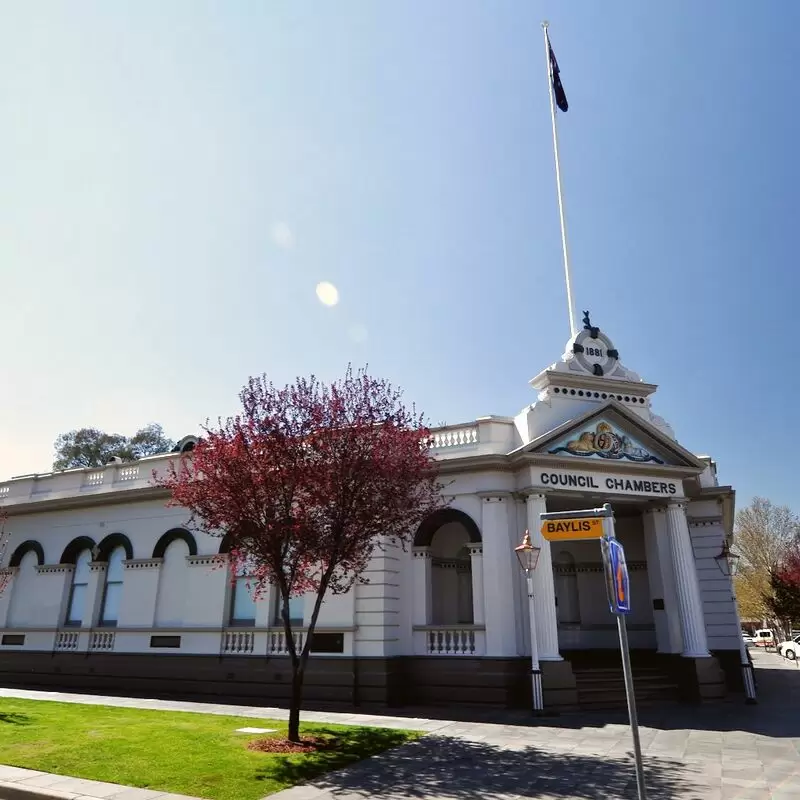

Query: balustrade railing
left=83, top=471, right=104, bottom=487
left=55, top=631, right=80, bottom=651
left=222, top=630, right=255, bottom=655
left=415, top=625, right=485, bottom=655
left=89, top=631, right=115, bottom=651
left=431, top=426, right=479, bottom=449
left=116, top=465, right=139, bottom=482
left=267, top=628, right=304, bottom=655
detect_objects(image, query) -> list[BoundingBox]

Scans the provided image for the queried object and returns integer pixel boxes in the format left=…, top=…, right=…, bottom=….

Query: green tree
left=53, top=424, right=175, bottom=470
left=734, top=497, right=800, bottom=633
left=768, top=547, right=800, bottom=630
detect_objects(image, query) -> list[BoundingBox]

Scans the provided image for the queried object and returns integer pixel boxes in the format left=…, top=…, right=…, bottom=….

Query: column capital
left=643, top=505, right=666, bottom=516
left=412, top=547, right=432, bottom=559
left=523, top=491, right=547, bottom=502
left=467, top=544, right=483, bottom=556
left=519, top=487, right=551, bottom=498
left=478, top=492, right=513, bottom=502
left=666, top=501, right=688, bottom=512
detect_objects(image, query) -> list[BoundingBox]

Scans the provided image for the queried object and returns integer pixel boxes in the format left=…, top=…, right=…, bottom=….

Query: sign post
left=540, top=503, right=647, bottom=800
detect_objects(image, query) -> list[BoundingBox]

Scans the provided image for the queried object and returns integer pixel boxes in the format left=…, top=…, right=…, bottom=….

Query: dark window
left=652, top=598, right=665, bottom=611
left=310, top=632, right=344, bottom=654
left=150, top=635, right=181, bottom=648
left=1, top=634, right=25, bottom=646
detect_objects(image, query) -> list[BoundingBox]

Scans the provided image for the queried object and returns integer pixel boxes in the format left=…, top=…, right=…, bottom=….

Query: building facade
left=0, top=320, right=743, bottom=711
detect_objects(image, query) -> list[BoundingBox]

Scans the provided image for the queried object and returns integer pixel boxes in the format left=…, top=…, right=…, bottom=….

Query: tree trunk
left=288, top=665, right=304, bottom=742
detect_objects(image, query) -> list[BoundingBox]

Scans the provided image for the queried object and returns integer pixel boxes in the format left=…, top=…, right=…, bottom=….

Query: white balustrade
left=431, top=427, right=479, bottom=449
left=424, top=626, right=481, bottom=655
left=55, top=631, right=80, bottom=651
left=267, top=628, right=304, bottom=655
left=89, top=631, right=115, bottom=651
left=117, top=466, right=139, bottom=482
left=83, top=472, right=104, bottom=487
left=222, top=630, right=255, bottom=655
left=0, top=486, right=9, bottom=497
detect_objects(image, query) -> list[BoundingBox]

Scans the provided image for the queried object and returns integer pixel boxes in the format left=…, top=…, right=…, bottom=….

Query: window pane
left=106, top=547, right=125, bottom=582
left=288, top=596, right=304, bottom=624
left=73, top=550, right=92, bottom=582
left=67, top=584, right=86, bottom=624
left=101, top=582, right=122, bottom=624
left=231, top=578, right=256, bottom=622
left=275, top=595, right=304, bottom=625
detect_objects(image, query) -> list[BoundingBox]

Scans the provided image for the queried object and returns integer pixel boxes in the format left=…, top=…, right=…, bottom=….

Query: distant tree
left=157, top=367, right=443, bottom=743
left=734, top=569, right=771, bottom=622
left=127, top=424, right=175, bottom=460
left=53, top=424, right=175, bottom=470
left=734, top=497, right=800, bottom=632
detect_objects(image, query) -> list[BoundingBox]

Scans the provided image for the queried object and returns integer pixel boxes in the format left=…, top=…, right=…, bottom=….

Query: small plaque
left=236, top=727, right=276, bottom=734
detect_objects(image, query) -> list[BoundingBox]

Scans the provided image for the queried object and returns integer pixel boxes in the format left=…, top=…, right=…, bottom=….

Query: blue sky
left=1, top=2, right=797, bottom=511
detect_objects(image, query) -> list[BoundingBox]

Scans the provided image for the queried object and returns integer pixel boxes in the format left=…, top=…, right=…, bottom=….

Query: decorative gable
left=526, top=401, right=705, bottom=471
left=547, top=419, right=663, bottom=464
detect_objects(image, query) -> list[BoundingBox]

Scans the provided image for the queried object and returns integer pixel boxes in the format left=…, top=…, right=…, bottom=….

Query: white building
left=0, top=319, right=743, bottom=711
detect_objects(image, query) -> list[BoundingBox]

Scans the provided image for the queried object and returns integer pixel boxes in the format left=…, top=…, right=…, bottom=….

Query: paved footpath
left=1, top=649, right=799, bottom=800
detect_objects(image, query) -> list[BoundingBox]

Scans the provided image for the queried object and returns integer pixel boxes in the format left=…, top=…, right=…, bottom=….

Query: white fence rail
left=414, top=626, right=485, bottom=656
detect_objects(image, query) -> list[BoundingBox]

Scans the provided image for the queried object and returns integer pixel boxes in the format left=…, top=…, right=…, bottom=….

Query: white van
left=754, top=629, right=775, bottom=647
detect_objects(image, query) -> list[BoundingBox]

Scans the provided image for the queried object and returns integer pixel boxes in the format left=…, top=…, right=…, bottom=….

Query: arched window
left=230, top=561, right=257, bottom=626
left=99, top=547, right=125, bottom=626
left=66, top=549, right=92, bottom=626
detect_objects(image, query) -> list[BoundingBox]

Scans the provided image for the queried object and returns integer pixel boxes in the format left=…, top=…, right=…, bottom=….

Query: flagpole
left=542, top=21, right=577, bottom=339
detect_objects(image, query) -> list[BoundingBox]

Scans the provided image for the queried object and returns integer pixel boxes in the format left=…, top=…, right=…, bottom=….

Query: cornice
left=514, top=451, right=702, bottom=478
left=2, top=485, right=171, bottom=517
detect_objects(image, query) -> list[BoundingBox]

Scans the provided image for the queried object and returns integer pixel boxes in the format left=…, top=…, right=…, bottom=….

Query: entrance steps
left=565, top=650, right=680, bottom=711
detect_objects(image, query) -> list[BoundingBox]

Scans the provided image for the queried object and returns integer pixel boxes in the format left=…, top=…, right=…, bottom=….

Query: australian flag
left=549, top=39, right=569, bottom=112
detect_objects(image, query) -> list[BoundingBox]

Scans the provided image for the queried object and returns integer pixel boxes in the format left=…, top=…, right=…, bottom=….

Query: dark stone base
left=713, top=649, right=746, bottom=693
left=541, top=659, right=579, bottom=710
left=0, top=649, right=729, bottom=712
left=0, top=651, right=375, bottom=710
left=400, top=656, right=530, bottom=709
left=665, top=653, right=727, bottom=702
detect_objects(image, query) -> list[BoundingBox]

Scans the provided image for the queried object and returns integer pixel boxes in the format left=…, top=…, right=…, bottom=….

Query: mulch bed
left=247, top=736, right=338, bottom=754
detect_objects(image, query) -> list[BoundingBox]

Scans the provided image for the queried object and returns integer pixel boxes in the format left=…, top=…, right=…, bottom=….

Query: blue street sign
left=602, top=537, right=631, bottom=615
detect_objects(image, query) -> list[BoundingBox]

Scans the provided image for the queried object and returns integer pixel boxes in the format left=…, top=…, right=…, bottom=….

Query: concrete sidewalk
left=1, top=649, right=799, bottom=800
left=0, top=763, right=198, bottom=800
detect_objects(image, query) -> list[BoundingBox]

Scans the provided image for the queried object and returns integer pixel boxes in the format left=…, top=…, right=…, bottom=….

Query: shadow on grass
left=260, top=729, right=691, bottom=799
left=0, top=712, right=30, bottom=725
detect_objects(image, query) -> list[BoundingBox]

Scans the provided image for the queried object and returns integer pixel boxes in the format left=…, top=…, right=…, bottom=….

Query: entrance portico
left=407, top=317, right=738, bottom=710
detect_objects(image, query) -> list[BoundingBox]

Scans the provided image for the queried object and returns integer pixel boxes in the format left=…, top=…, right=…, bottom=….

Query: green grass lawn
left=0, top=698, right=420, bottom=800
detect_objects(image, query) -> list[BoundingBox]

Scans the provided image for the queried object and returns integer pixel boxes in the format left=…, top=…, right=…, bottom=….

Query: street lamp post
left=715, top=540, right=757, bottom=704
left=515, top=530, right=543, bottom=713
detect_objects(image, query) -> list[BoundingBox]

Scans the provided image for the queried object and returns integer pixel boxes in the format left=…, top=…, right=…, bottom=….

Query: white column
left=84, top=563, right=106, bottom=628
left=468, top=544, right=484, bottom=625
left=481, top=495, right=517, bottom=656
left=666, top=502, right=710, bottom=658
left=642, top=509, right=683, bottom=653
left=526, top=493, right=561, bottom=661
left=411, top=547, right=432, bottom=626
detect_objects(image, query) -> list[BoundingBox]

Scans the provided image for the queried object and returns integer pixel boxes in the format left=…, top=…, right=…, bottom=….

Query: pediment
left=526, top=402, right=704, bottom=470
